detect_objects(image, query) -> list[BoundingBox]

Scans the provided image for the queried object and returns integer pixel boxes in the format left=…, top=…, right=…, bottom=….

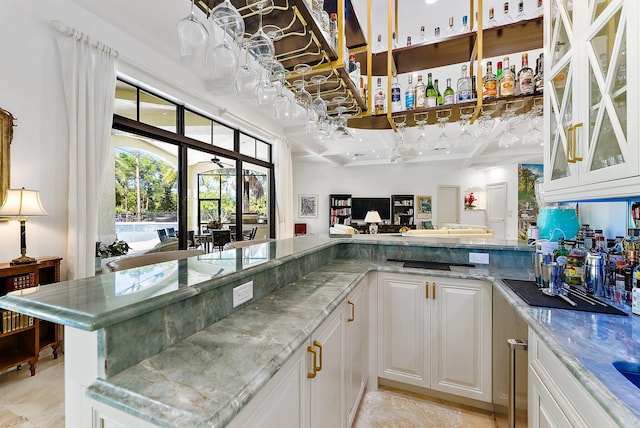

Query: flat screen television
left=352, top=197, right=391, bottom=221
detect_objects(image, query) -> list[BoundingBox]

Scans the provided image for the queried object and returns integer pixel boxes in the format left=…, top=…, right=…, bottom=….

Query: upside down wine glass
left=293, top=64, right=313, bottom=120
left=433, top=109, right=451, bottom=151
left=176, top=0, right=210, bottom=65
left=414, top=112, right=429, bottom=152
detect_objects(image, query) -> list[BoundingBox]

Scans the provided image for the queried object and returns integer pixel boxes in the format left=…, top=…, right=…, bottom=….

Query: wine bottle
left=426, top=73, right=437, bottom=107
left=443, top=78, right=455, bottom=105
left=434, top=79, right=443, bottom=106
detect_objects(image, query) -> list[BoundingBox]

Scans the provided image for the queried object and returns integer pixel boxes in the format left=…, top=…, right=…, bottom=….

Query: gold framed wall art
left=0, top=107, right=15, bottom=207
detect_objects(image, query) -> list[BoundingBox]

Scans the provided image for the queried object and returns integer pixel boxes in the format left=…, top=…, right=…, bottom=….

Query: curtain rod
left=51, top=20, right=119, bottom=58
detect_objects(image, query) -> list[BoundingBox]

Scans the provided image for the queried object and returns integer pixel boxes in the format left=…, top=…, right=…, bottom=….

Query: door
left=436, top=185, right=460, bottom=227
left=378, top=273, right=430, bottom=388
left=487, top=182, right=507, bottom=240
left=430, top=278, right=492, bottom=403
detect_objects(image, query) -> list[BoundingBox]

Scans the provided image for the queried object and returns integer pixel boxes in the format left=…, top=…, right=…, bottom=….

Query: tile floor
left=0, top=351, right=496, bottom=428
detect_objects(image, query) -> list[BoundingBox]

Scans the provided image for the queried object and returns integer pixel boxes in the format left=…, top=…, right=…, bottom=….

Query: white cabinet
left=346, top=277, right=368, bottom=426
left=377, top=273, right=492, bottom=402
left=544, top=0, right=640, bottom=201
left=528, top=329, right=618, bottom=428
left=430, top=276, right=492, bottom=402
left=309, top=306, right=346, bottom=428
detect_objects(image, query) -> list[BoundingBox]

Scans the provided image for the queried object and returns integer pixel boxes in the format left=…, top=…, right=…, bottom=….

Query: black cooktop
left=389, top=259, right=475, bottom=271
left=502, top=279, right=627, bottom=316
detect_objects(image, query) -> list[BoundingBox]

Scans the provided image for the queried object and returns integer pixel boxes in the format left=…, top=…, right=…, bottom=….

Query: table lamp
left=0, top=188, right=48, bottom=265
left=364, top=210, right=382, bottom=235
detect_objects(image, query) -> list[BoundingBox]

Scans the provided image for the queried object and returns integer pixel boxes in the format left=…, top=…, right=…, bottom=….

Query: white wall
left=291, top=161, right=521, bottom=239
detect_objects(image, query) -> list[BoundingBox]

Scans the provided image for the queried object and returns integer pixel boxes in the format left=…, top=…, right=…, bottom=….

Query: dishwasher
left=493, top=288, right=528, bottom=428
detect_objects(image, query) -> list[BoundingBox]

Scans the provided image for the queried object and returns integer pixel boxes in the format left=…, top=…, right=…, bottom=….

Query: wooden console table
left=0, top=257, right=62, bottom=375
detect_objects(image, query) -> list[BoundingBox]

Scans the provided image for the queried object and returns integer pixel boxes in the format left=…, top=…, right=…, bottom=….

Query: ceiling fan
left=211, top=156, right=226, bottom=168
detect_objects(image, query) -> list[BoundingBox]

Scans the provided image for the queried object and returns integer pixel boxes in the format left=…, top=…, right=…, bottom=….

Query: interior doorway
left=487, top=182, right=508, bottom=240
left=437, top=185, right=461, bottom=227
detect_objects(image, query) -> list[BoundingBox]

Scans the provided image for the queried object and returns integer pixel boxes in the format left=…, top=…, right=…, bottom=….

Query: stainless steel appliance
left=493, top=289, right=528, bottom=428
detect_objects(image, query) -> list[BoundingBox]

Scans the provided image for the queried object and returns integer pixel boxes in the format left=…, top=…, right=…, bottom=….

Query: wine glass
left=522, top=98, right=544, bottom=146
left=254, top=60, right=277, bottom=107
left=210, top=24, right=238, bottom=88
left=456, top=105, right=475, bottom=149
left=475, top=103, right=497, bottom=140
left=271, top=62, right=293, bottom=119
left=209, top=0, right=245, bottom=42
left=235, top=34, right=259, bottom=96
left=293, top=64, right=313, bottom=120
left=176, top=0, right=210, bottom=65
left=310, top=75, right=328, bottom=134
left=332, top=96, right=354, bottom=140
left=247, top=0, right=276, bottom=64
left=433, top=109, right=451, bottom=151
left=498, top=102, right=521, bottom=148
left=393, top=115, right=410, bottom=153
left=413, top=112, right=429, bottom=152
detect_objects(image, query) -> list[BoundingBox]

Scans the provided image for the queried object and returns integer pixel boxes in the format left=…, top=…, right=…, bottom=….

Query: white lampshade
left=0, top=188, right=48, bottom=218
left=364, top=210, right=382, bottom=224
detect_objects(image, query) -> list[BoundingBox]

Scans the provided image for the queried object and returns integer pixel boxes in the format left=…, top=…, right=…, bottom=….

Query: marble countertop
left=0, top=236, right=530, bottom=331
left=85, top=258, right=640, bottom=427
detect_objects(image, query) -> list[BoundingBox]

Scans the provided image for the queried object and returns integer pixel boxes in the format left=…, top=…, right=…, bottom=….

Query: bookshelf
left=329, top=194, right=352, bottom=227
left=391, top=195, right=414, bottom=226
left=0, top=257, right=62, bottom=376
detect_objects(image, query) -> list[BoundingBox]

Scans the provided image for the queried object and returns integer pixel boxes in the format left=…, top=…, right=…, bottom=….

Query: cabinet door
left=309, top=307, right=346, bottom=428
left=346, top=280, right=368, bottom=426
left=528, top=369, right=573, bottom=428
left=378, top=273, right=430, bottom=388
left=430, top=278, right=492, bottom=402
left=229, top=344, right=308, bottom=428
left=580, top=0, right=636, bottom=184
left=544, top=0, right=580, bottom=191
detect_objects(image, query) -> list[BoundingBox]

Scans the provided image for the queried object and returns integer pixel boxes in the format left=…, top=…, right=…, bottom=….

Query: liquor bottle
left=516, top=0, right=527, bottom=20
left=374, top=77, right=385, bottom=114
left=329, top=13, right=338, bottom=50
left=459, top=15, right=469, bottom=33
left=406, top=36, right=412, bottom=47
left=495, top=61, right=503, bottom=97
left=391, top=74, right=402, bottom=113
left=518, top=53, right=534, bottom=95
left=535, top=53, right=544, bottom=93
left=500, top=56, right=515, bottom=97
left=426, top=73, right=438, bottom=107
left=415, top=74, right=426, bottom=108
left=420, top=25, right=426, bottom=42
left=375, top=34, right=383, bottom=51
left=534, top=0, right=544, bottom=18
left=500, top=1, right=514, bottom=25
left=472, top=11, right=478, bottom=31
left=446, top=16, right=455, bottom=36
left=405, top=75, right=415, bottom=110
left=482, top=61, right=497, bottom=99
left=471, top=76, right=478, bottom=101
left=456, top=64, right=472, bottom=102
left=487, top=7, right=498, bottom=27
left=511, top=65, right=519, bottom=95
left=443, top=78, right=455, bottom=105
left=434, top=79, right=443, bottom=106
left=392, top=31, right=398, bottom=48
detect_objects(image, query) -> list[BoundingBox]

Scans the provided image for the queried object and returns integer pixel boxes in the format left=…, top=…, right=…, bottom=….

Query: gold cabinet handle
left=313, top=340, right=323, bottom=372
left=573, top=122, right=583, bottom=161
left=347, top=301, right=355, bottom=322
left=432, top=282, right=436, bottom=300
left=426, top=281, right=430, bottom=299
left=307, top=346, right=318, bottom=378
left=566, top=125, right=576, bottom=163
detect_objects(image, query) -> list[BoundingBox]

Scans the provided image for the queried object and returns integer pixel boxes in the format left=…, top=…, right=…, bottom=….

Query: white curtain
left=274, top=137, right=294, bottom=239
left=54, top=21, right=118, bottom=279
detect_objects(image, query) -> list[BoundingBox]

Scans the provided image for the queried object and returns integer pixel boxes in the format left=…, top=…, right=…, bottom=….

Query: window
left=104, top=78, right=274, bottom=254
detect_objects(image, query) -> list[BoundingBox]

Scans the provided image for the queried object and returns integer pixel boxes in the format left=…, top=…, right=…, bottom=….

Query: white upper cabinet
left=544, top=0, right=639, bottom=201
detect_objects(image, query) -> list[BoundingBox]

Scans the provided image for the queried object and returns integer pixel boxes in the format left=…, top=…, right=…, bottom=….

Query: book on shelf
left=4, top=273, right=36, bottom=293
left=0, top=310, right=34, bottom=334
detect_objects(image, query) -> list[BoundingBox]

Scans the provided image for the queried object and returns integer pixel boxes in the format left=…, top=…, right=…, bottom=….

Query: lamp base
left=10, top=255, right=37, bottom=265
left=369, top=224, right=378, bottom=235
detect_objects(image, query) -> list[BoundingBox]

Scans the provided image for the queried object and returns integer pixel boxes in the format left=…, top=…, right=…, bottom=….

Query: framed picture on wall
left=416, top=195, right=432, bottom=218
left=299, top=194, right=318, bottom=218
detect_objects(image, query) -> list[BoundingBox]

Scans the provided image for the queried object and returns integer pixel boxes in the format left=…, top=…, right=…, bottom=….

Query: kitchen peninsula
left=0, top=236, right=638, bottom=427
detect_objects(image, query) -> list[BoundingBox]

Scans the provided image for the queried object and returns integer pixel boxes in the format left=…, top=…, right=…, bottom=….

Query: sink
left=613, top=361, right=640, bottom=388
left=388, top=259, right=475, bottom=271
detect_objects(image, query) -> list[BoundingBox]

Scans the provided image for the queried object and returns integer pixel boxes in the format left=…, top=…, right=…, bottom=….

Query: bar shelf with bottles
left=349, top=49, right=544, bottom=129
